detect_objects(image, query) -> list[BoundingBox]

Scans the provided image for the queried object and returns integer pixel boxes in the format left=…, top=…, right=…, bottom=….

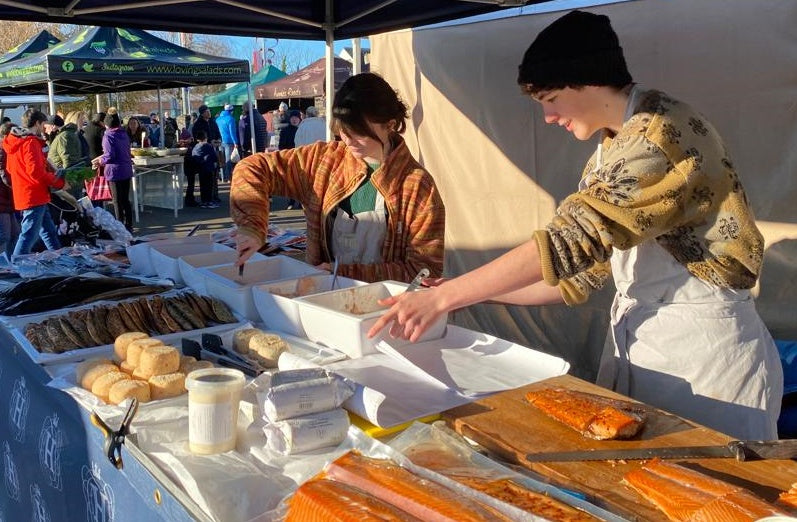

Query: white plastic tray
left=178, top=250, right=267, bottom=294
left=126, top=235, right=214, bottom=276
left=150, top=242, right=234, bottom=284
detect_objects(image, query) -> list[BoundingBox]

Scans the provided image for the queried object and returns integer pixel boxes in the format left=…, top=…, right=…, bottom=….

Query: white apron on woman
left=330, top=190, right=387, bottom=265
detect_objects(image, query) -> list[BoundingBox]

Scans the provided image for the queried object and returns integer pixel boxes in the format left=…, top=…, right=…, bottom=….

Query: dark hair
left=0, top=122, right=15, bottom=139
left=104, top=113, right=121, bottom=128
left=92, top=112, right=106, bottom=123
left=21, top=109, right=47, bottom=129
left=1, top=117, right=9, bottom=124
left=331, top=73, right=408, bottom=146
left=194, top=129, right=207, bottom=141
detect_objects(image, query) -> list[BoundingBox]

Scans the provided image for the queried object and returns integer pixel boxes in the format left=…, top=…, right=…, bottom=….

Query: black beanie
left=517, top=10, right=632, bottom=89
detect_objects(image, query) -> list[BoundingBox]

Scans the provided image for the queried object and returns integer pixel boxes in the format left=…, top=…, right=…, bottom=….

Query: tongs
left=90, top=398, right=139, bottom=469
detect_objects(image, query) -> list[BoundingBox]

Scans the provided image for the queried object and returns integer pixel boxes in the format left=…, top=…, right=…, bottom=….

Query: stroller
left=47, top=189, right=110, bottom=248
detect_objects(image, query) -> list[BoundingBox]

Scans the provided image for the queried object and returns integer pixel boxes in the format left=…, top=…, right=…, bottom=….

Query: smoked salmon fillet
left=285, top=478, right=422, bottom=521
left=525, top=387, right=646, bottom=439
left=324, top=451, right=513, bottom=522
left=623, top=458, right=788, bottom=521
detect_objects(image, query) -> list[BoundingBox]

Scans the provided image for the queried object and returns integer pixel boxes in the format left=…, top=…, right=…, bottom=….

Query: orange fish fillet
left=623, top=459, right=788, bottom=521
left=777, top=482, right=797, bottom=509
left=286, top=478, right=422, bottom=522
left=525, top=387, right=646, bottom=440
left=324, top=451, right=512, bottom=522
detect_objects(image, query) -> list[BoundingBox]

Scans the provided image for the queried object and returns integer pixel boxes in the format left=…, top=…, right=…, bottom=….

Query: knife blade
left=525, top=439, right=797, bottom=462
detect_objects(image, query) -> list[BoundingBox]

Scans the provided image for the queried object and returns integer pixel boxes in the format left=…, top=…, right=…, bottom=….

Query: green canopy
left=0, top=26, right=249, bottom=94
left=203, top=65, right=287, bottom=108
left=0, top=30, right=60, bottom=65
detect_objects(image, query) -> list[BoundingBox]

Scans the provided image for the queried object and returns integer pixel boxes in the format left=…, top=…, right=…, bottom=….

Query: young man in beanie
left=369, top=10, right=781, bottom=441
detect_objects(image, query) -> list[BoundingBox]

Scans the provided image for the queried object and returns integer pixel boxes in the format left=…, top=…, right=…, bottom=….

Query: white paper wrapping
left=263, top=408, right=350, bottom=455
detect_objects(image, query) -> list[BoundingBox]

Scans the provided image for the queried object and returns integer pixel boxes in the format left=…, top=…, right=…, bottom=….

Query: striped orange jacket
left=230, top=135, right=445, bottom=283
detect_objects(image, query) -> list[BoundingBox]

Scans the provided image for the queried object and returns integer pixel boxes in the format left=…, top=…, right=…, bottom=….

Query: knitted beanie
left=517, top=10, right=632, bottom=89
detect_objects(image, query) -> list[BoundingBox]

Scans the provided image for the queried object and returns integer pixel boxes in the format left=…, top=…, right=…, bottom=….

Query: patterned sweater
left=230, top=135, right=445, bottom=283
left=533, top=90, right=764, bottom=305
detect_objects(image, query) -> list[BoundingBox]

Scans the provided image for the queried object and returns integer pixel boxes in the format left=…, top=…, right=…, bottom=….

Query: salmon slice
left=324, top=451, right=512, bottom=522
left=777, top=482, right=797, bottom=509
left=286, top=478, right=422, bottom=521
left=624, top=459, right=788, bottom=521
left=525, top=387, right=646, bottom=439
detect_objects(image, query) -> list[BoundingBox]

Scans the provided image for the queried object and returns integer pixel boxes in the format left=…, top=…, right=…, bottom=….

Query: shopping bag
left=230, top=147, right=241, bottom=163
left=85, top=167, right=112, bottom=202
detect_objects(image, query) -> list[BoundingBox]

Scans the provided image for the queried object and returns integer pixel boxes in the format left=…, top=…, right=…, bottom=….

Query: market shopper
left=0, top=122, right=20, bottom=259
left=3, top=109, right=64, bottom=255
left=92, top=113, right=134, bottom=232
left=231, top=72, right=445, bottom=283
left=216, top=104, right=239, bottom=181
left=49, top=111, right=85, bottom=169
left=368, top=10, right=782, bottom=440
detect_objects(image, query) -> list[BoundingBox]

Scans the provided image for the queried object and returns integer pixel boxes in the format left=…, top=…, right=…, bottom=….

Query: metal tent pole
left=324, top=0, right=334, bottom=141
left=156, top=87, right=164, bottom=148
left=352, top=38, right=362, bottom=75
left=246, top=82, right=256, bottom=153
left=47, top=81, right=55, bottom=116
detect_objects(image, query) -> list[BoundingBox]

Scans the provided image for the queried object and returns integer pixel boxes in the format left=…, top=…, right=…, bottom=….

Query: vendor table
left=0, top=327, right=207, bottom=521
left=443, top=374, right=797, bottom=521
left=132, top=156, right=185, bottom=222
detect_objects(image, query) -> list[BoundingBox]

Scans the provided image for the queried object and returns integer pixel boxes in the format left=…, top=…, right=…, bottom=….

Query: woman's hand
left=315, top=262, right=332, bottom=272
left=234, top=229, right=264, bottom=267
left=367, top=286, right=449, bottom=343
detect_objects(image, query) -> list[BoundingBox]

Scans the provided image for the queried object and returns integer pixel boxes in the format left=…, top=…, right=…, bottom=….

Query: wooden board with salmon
left=443, top=375, right=797, bottom=521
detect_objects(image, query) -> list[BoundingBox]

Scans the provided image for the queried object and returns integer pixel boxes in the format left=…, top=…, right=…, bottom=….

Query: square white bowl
left=178, top=251, right=268, bottom=293
left=200, top=256, right=324, bottom=321
left=252, top=274, right=366, bottom=337
left=126, top=235, right=213, bottom=276
left=294, top=280, right=448, bottom=359
left=150, top=242, right=234, bottom=284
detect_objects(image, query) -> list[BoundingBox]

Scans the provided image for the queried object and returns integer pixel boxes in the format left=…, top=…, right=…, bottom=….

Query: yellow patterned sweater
left=230, top=135, right=445, bottom=283
left=533, top=90, right=764, bottom=305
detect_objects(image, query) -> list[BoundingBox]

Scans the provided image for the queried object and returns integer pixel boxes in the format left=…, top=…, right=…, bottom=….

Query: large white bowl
left=178, top=250, right=267, bottom=294
left=126, top=235, right=214, bottom=276
left=252, top=274, right=366, bottom=337
left=294, top=280, right=448, bottom=359
left=150, top=242, right=234, bottom=284
left=200, top=256, right=324, bottom=321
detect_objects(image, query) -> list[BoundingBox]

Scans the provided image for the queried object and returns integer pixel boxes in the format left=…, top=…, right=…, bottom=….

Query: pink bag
left=85, top=166, right=112, bottom=201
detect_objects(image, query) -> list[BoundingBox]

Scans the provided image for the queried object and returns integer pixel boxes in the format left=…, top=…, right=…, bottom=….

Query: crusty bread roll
left=248, top=332, right=288, bottom=368
left=80, top=363, right=120, bottom=390
left=76, top=358, right=114, bottom=386
left=148, top=372, right=186, bottom=400
left=113, top=332, right=149, bottom=361
left=233, top=328, right=260, bottom=354
left=126, top=338, right=164, bottom=367
left=109, top=379, right=151, bottom=405
left=119, top=360, right=136, bottom=375
left=179, top=358, right=213, bottom=374
left=91, top=372, right=129, bottom=403
left=137, top=345, right=179, bottom=378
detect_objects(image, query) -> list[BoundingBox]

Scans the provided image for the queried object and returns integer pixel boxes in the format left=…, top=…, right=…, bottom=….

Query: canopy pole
left=157, top=87, right=164, bottom=148
left=47, top=81, right=55, bottom=116
left=246, top=82, right=256, bottom=153
left=352, top=38, right=362, bottom=75
left=95, top=94, right=102, bottom=114
left=324, top=0, right=334, bottom=141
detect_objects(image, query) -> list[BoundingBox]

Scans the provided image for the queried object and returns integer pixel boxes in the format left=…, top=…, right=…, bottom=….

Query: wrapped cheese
left=264, top=408, right=350, bottom=455
left=258, top=369, right=355, bottom=422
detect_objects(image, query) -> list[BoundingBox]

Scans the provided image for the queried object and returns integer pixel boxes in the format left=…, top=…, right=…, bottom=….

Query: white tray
left=5, top=297, right=246, bottom=366
left=150, top=242, right=234, bottom=284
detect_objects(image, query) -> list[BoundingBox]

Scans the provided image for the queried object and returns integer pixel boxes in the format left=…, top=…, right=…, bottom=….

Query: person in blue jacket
left=215, top=104, right=239, bottom=182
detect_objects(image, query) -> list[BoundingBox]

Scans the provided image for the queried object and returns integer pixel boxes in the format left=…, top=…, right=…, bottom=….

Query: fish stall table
left=443, top=374, right=797, bottom=521
left=0, top=325, right=208, bottom=522
left=132, top=155, right=185, bottom=222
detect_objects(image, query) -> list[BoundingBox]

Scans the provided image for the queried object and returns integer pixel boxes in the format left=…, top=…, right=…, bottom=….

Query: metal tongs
left=406, top=268, right=430, bottom=292
left=90, top=398, right=139, bottom=470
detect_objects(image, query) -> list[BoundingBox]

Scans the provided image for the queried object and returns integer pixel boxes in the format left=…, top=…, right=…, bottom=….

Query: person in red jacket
left=2, top=109, right=65, bottom=256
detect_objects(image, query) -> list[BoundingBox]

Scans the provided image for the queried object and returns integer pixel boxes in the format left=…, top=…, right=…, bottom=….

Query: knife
left=525, top=439, right=797, bottom=462
left=406, top=268, right=430, bottom=293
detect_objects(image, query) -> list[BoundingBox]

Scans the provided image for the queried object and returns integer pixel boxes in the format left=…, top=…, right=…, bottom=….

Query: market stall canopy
left=256, top=57, right=353, bottom=100
left=0, top=26, right=250, bottom=95
left=0, top=30, right=60, bottom=64
left=0, top=1, right=542, bottom=40
left=204, top=65, right=288, bottom=108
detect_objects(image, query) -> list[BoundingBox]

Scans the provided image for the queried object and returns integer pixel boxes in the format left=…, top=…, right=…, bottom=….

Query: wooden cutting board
left=443, top=375, right=797, bottom=521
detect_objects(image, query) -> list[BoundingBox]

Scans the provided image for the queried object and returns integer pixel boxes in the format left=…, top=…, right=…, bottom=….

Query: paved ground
left=132, top=180, right=306, bottom=238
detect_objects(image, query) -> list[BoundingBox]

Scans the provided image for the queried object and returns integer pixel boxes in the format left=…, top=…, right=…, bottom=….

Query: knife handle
left=730, top=439, right=797, bottom=461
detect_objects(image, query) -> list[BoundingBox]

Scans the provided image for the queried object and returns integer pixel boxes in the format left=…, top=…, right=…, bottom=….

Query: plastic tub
left=150, top=242, right=234, bottom=284
left=252, top=274, right=366, bottom=337
left=185, top=368, right=246, bottom=455
left=178, top=250, right=266, bottom=294
left=294, top=280, right=448, bottom=358
left=126, top=235, right=213, bottom=276
left=201, top=256, right=323, bottom=321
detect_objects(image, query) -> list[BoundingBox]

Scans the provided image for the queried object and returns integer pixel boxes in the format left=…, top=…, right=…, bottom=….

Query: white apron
left=591, top=87, right=782, bottom=439
left=330, top=190, right=387, bottom=265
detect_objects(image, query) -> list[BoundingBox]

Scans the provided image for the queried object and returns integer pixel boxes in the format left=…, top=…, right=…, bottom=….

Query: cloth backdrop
left=369, top=0, right=797, bottom=380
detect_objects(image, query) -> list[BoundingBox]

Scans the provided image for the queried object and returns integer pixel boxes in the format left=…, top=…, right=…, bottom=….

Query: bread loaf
left=80, top=363, right=120, bottom=390
left=91, top=372, right=129, bottom=402
left=233, top=328, right=260, bottom=354
left=119, top=360, right=136, bottom=375
left=179, top=358, right=213, bottom=374
left=137, top=345, right=180, bottom=378
left=148, top=372, right=186, bottom=400
left=248, top=332, right=288, bottom=368
left=113, top=332, right=149, bottom=361
left=76, top=359, right=114, bottom=386
left=126, top=338, right=164, bottom=367
left=109, top=379, right=151, bottom=405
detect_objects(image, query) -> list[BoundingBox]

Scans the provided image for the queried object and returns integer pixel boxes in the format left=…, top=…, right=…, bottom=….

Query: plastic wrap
left=255, top=368, right=355, bottom=421
left=263, top=408, right=350, bottom=455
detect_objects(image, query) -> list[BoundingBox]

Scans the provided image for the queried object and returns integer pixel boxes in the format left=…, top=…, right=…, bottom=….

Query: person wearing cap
left=232, top=72, right=445, bottom=284
left=271, top=101, right=290, bottom=146
left=43, top=114, right=63, bottom=145
left=215, top=103, right=239, bottom=182
left=238, top=101, right=267, bottom=156
left=367, top=10, right=781, bottom=441
left=189, top=105, right=222, bottom=205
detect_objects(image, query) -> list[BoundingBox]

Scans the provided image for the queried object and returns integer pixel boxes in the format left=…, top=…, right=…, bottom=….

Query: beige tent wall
left=370, top=0, right=797, bottom=380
